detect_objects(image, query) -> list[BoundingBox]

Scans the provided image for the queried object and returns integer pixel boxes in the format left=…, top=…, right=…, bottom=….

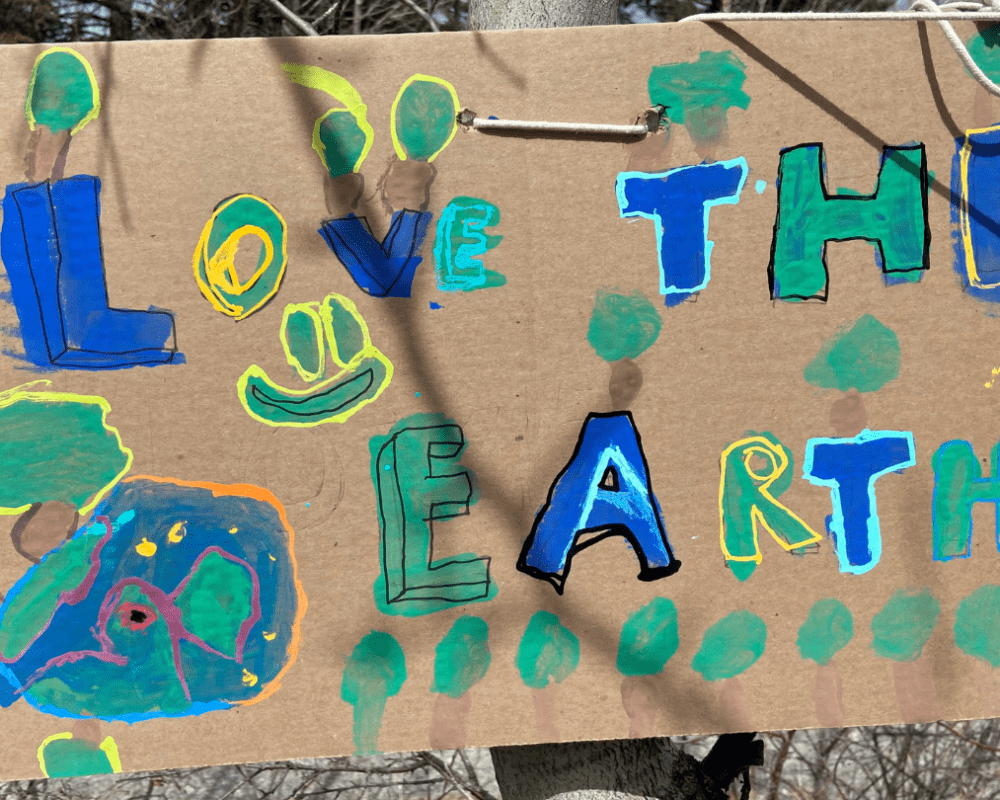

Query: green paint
left=433, top=197, right=505, bottom=292
left=432, top=616, right=491, bottom=698
left=175, top=551, right=253, bottom=659
left=0, top=531, right=97, bottom=660
left=967, top=26, right=1000, bottom=84
left=931, top=440, right=1000, bottom=560
left=0, top=396, right=130, bottom=512
left=803, top=314, right=900, bottom=393
left=796, top=598, right=853, bottom=666
left=871, top=588, right=940, bottom=662
left=317, top=110, right=369, bottom=177
left=616, top=597, right=679, bottom=676
left=27, top=50, right=98, bottom=133
left=341, top=630, right=406, bottom=754
left=771, top=145, right=927, bottom=300
left=647, top=51, right=750, bottom=142
left=516, top=611, right=580, bottom=689
left=40, top=737, right=115, bottom=778
left=370, top=412, right=496, bottom=616
left=326, top=295, right=366, bottom=364
left=284, top=307, right=323, bottom=380
left=587, top=290, right=662, bottom=363
left=955, top=585, right=1000, bottom=667
left=240, top=356, right=389, bottom=425
left=691, top=610, right=767, bottom=681
left=394, top=80, right=456, bottom=161
left=721, top=431, right=817, bottom=582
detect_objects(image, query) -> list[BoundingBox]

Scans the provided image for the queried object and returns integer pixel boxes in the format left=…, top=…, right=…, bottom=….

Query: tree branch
left=262, top=0, right=321, bottom=34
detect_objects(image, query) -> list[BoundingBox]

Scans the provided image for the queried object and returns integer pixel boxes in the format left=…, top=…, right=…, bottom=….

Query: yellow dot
left=268, top=554, right=276, bottom=562
left=242, top=668, right=258, bottom=687
left=263, top=631, right=277, bottom=641
left=229, top=527, right=238, bottom=534
left=136, top=538, right=157, bottom=557
left=167, top=522, right=186, bottom=543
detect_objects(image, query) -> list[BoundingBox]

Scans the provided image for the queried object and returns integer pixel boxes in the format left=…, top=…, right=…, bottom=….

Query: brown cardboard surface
left=0, top=20, right=998, bottom=778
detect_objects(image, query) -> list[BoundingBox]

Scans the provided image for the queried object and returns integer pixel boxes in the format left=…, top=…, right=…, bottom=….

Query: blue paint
left=429, top=302, right=442, bottom=309
left=414, top=392, right=420, bottom=397
left=319, top=210, right=432, bottom=298
left=755, top=180, right=766, bottom=194
left=952, top=127, right=1000, bottom=303
left=615, top=158, right=747, bottom=303
left=433, top=197, right=505, bottom=292
left=517, top=411, right=679, bottom=594
left=0, top=178, right=180, bottom=369
left=803, top=430, right=916, bottom=575
left=305, top=502, right=310, bottom=508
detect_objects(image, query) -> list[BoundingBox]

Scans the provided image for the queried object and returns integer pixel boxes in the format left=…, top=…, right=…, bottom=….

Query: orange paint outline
left=123, top=475, right=307, bottom=707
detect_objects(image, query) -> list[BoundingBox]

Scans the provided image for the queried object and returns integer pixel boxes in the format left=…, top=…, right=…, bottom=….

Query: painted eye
left=116, top=602, right=157, bottom=632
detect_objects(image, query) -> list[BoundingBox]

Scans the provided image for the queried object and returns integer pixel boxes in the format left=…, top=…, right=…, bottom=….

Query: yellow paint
left=99, top=736, right=122, bottom=773
left=282, top=64, right=374, bottom=173
left=242, top=668, right=259, bottom=687
left=986, top=366, right=1000, bottom=388
left=280, top=302, right=326, bottom=383
left=237, top=293, right=394, bottom=428
left=718, top=435, right=822, bottom=564
left=192, top=195, right=287, bottom=321
left=229, top=526, right=238, bottom=534
left=263, top=631, right=277, bottom=641
left=390, top=74, right=461, bottom=163
left=268, top=554, right=276, bottom=561
left=961, top=123, right=1000, bottom=289
left=0, top=381, right=133, bottom=517
left=167, top=521, right=186, bottom=543
left=25, top=47, right=101, bottom=136
left=135, top=537, right=157, bottom=557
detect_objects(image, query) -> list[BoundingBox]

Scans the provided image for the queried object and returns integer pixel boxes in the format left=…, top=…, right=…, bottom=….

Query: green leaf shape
left=616, top=597, right=679, bottom=676
left=0, top=393, right=131, bottom=514
left=803, top=314, right=900, bottom=393
left=393, top=77, right=458, bottom=161
left=40, top=736, right=116, bottom=778
left=871, top=588, right=940, bottom=662
left=316, top=109, right=369, bottom=177
left=516, top=610, right=580, bottom=690
left=432, top=616, right=491, bottom=698
left=26, top=48, right=99, bottom=134
left=648, top=50, right=750, bottom=128
left=175, top=551, right=254, bottom=659
left=587, top=290, right=662, bottom=362
left=691, top=610, right=767, bottom=681
left=797, top=598, right=853, bottom=666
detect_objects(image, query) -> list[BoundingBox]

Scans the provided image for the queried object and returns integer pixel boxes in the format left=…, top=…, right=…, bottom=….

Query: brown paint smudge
left=892, top=659, right=944, bottom=723
left=428, top=691, right=472, bottom=749
left=830, top=389, right=867, bottom=438
left=71, top=718, right=101, bottom=744
left=12, top=501, right=78, bottom=563
left=689, top=106, right=729, bottom=163
left=812, top=663, right=845, bottom=727
left=380, top=157, right=436, bottom=214
left=971, top=659, right=1000, bottom=718
left=619, top=675, right=658, bottom=739
left=25, top=127, right=71, bottom=182
left=324, top=172, right=364, bottom=219
left=532, top=682, right=560, bottom=742
left=624, top=129, right=673, bottom=174
left=609, top=358, right=643, bottom=410
left=717, top=677, right=752, bottom=731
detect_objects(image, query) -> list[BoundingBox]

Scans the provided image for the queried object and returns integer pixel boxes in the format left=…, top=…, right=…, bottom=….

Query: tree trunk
left=469, top=0, right=618, bottom=29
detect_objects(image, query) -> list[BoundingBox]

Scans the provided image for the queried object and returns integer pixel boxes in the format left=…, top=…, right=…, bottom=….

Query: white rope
left=682, top=0, right=1000, bottom=98
left=457, top=109, right=651, bottom=136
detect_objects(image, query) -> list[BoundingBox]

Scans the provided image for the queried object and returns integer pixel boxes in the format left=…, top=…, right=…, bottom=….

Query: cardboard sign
left=0, top=19, right=999, bottom=779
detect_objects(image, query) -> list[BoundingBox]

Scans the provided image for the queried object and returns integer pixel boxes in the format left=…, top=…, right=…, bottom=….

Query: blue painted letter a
left=517, top=411, right=680, bottom=594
